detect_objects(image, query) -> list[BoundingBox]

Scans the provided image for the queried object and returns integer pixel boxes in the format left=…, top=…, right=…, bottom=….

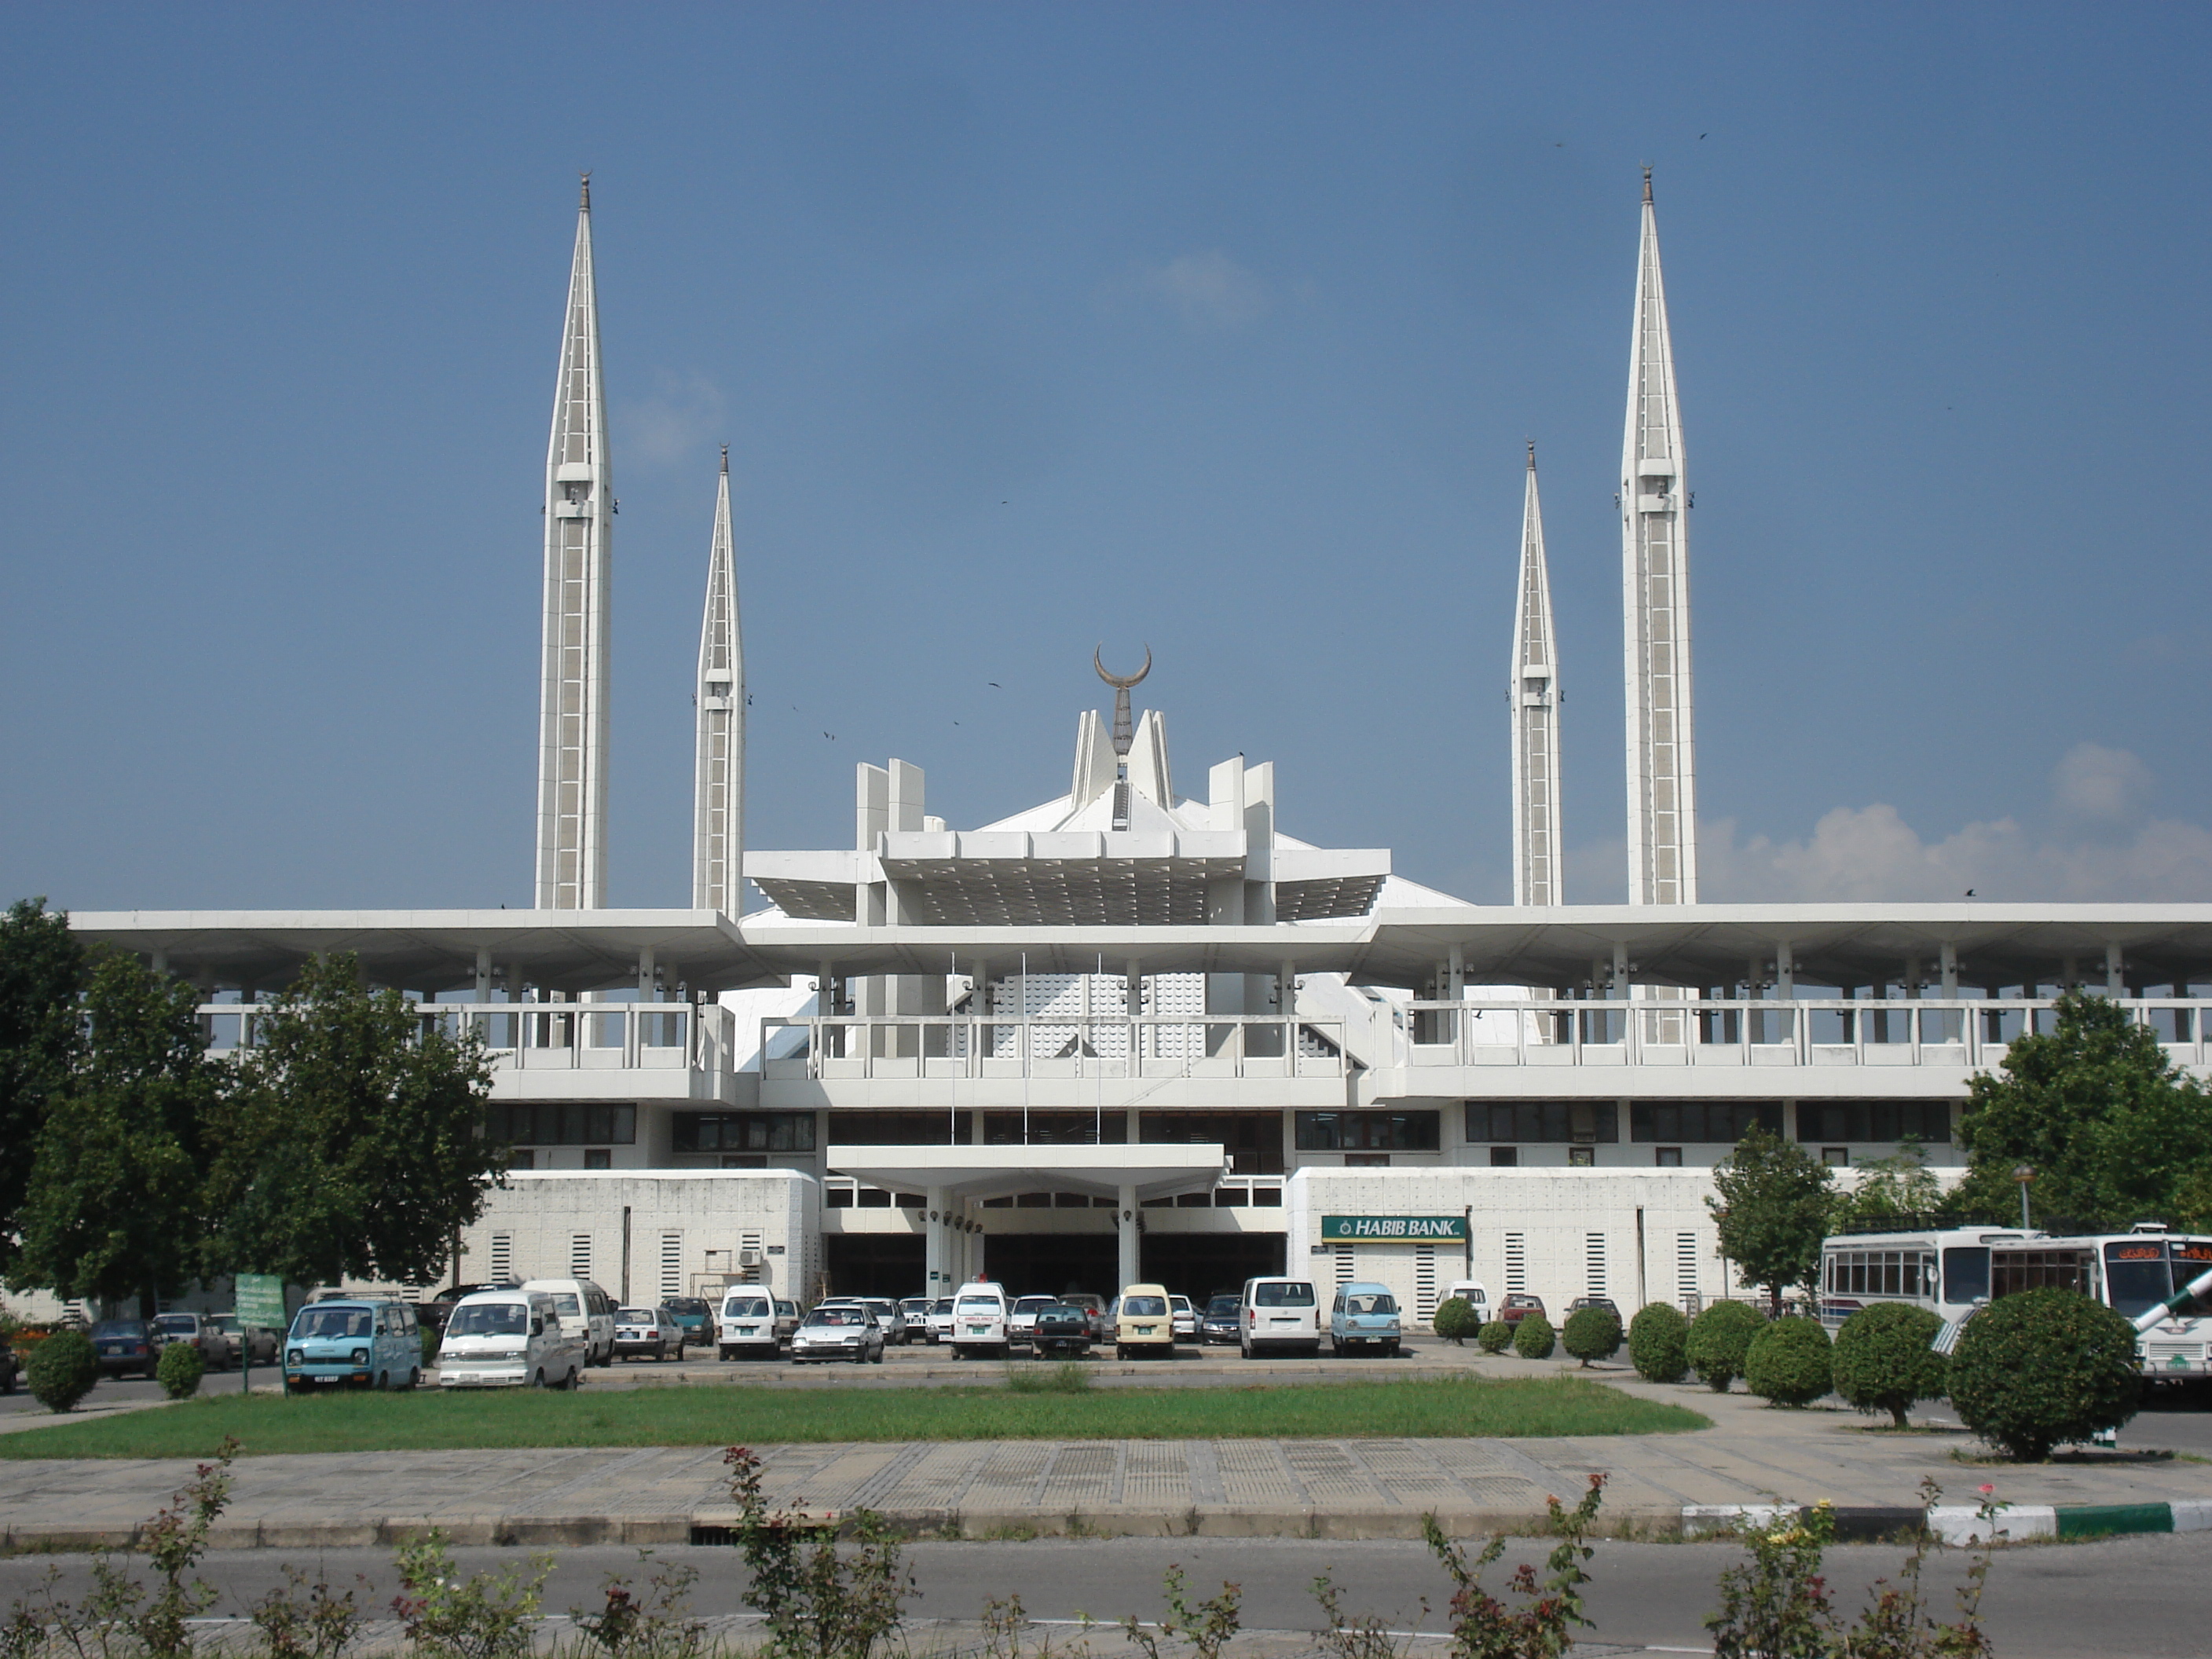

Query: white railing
left=196, top=1001, right=740, bottom=1075
left=822, top=1174, right=1287, bottom=1208
left=1393, top=998, right=2212, bottom=1071
left=764, top=1015, right=1346, bottom=1082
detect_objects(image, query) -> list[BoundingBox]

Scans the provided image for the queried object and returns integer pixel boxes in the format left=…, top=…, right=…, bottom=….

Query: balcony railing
left=764, top=1015, right=1347, bottom=1082
left=1393, top=998, right=2212, bottom=1071
left=196, top=1002, right=741, bottom=1074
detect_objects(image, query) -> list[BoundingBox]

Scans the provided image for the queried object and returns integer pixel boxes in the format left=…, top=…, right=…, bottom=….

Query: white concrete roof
left=822, top=1143, right=1228, bottom=1202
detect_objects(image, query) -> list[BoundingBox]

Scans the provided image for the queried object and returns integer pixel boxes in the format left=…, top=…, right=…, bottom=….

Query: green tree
left=0, top=899, right=91, bottom=1276
left=1954, top=987, right=2212, bottom=1229
left=204, top=954, right=503, bottom=1287
left=1829, top=1302, right=1948, bottom=1429
left=1948, top=1287, right=2139, bottom=1460
left=1829, top=1138, right=1945, bottom=1231
left=6, top=955, right=217, bottom=1316
left=1627, top=1302, right=1690, bottom=1383
left=1562, top=1305, right=1623, bottom=1367
left=1708, top=1127, right=1835, bottom=1314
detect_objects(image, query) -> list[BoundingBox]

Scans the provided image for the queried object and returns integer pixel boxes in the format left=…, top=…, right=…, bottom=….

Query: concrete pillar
left=1117, top=1185, right=1140, bottom=1291
left=637, top=946, right=655, bottom=1002
left=2107, top=945, right=2126, bottom=998
left=1939, top=943, right=1959, bottom=999
left=150, top=948, right=168, bottom=977
left=925, top=1187, right=949, bottom=1291
left=475, top=949, right=493, bottom=1001
left=1776, top=941, right=1796, bottom=998
left=1611, top=943, right=1630, bottom=997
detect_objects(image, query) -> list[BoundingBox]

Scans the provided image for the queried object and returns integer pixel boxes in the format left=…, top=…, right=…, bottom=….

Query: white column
left=1117, top=1185, right=1140, bottom=1291
left=2107, top=945, right=2126, bottom=998
left=1939, top=943, right=1959, bottom=999
left=925, top=1187, right=949, bottom=1293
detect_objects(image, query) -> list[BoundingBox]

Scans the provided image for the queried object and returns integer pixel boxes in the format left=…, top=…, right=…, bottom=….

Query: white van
left=950, top=1283, right=1010, bottom=1359
left=717, top=1288, right=780, bottom=1360
left=520, top=1278, right=617, bottom=1367
left=1445, top=1280, right=1490, bottom=1320
left=1240, top=1275, right=1322, bottom=1357
left=437, top=1290, right=585, bottom=1390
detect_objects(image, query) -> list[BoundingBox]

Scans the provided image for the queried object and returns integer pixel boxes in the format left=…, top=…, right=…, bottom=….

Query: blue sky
left=5, top=4, right=2210, bottom=912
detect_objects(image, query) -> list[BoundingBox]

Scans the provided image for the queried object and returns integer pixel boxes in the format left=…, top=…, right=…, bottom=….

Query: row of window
left=487, top=1104, right=636, bottom=1146
left=674, top=1112, right=817, bottom=1153
left=1467, top=1101, right=1950, bottom=1145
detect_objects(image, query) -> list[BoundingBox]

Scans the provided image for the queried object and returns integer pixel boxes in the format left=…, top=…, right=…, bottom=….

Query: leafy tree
left=7, top=955, right=217, bottom=1315
left=1708, top=1127, right=1834, bottom=1314
left=1829, top=1138, right=1946, bottom=1231
left=1744, top=1317, right=1832, bottom=1407
left=1829, top=1302, right=1948, bottom=1429
left=1948, top=1287, right=2139, bottom=1460
left=204, top=954, right=502, bottom=1287
left=26, top=1327, right=97, bottom=1412
left=1628, top=1302, right=1690, bottom=1382
left=0, top=899, right=91, bottom=1275
left=1954, top=987, right=2212, bottom=1229
left=1562, top=1305, right=1623, bottom=1367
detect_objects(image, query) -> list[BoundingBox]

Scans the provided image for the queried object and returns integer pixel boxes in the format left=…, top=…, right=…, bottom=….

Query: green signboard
left=235, top=1273, right=287, bottom=1330
left=1320, top=1214, right=1467, bottom=1243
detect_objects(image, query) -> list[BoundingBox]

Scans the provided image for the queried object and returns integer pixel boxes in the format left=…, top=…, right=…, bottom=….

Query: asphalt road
left=0, top=1535, right=2203, bottom=1658
left=0, top=1364, right=262, bottom=1417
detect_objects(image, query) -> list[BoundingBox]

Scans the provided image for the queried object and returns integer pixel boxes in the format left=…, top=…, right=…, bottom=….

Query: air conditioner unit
left=738, top=1248, right=762, bottom=1268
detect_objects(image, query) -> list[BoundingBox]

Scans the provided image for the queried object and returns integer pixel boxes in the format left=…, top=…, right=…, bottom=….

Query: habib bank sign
left=1320, top=1214, right=1468, bottom=1242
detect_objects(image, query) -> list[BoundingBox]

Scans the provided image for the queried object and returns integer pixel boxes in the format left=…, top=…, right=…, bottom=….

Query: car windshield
left=617, top=1309, right=657, bottom=1324
left=666, top=1298, right=707, bottom=1315
left=807, top=1309, right=864, bottom=1327
left=932, top=1300, right=953, bottom=1314
left=447, top=1303, right=528, bottom=1337
left=1205, top=1297, right=1239, bottom=1316
left=91, top=1320, right=146, bottom=1338
left=544, top=1294, right=581, bottom=1317
left=1254, top=1282, right=1315, bottom=1307
left=1346, top=1294, right=1397, bottom=1316
left=723, top=1298, right=770, bottom=1318
left=210, top=1316, right=240, bottom=1333
left=1013, top=1298, right=1055, bottom=1313
left=293, top=1307, right=372, bottom=1340
left=1170, top=1297, right=1192, bottom=1311
left=956, top=1298, right=999, bottom=1314
left=154, top=1316, right=197, bottom=1335
left=1123, top=1296, right=1167, bottom=1317
left=2105, top=1242, right=2174, bottom=1318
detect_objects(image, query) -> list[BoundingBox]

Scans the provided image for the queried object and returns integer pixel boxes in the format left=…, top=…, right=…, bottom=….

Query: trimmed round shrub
left=1745, top=1316, right=1833, bottom=1407
left=1831, top=1302, right=1948, bottom=1429
left=1475, top=1320, right=1514, bottom=1354
left=1562, top=1306, right=1624, bottom=1368
left=27, top=1328, right=98, bottom=1413
left=1949, top=1288, right=2140, bottom=1461
left=1433, top=1296, right=1481, bottom=1345
left=156, top=1340, right=205, bottom=1401
left=1685, top=1300, right=1766, bottom=1393
left=1511, top=1313, right=1557, bottom=1360
left=1628, top=1302, right=1690, bottom=1383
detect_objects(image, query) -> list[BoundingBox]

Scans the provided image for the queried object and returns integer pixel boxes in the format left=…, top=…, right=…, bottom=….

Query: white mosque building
left=68, top=174, right=2212, bottom=1322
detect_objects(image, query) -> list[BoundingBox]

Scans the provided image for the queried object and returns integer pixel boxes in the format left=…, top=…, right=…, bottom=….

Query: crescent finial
left=1094, top=643, right=1152, bottom=691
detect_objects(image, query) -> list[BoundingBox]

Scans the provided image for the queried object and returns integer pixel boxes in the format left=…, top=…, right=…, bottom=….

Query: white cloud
left=1137, top=251, right=1270, bottom=331
left=621, top=370, right=725, bottom=468
left=1701, top=744, right=2212, bottom=903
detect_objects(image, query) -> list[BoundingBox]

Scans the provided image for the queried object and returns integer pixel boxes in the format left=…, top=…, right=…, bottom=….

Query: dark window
left=1141, top=1112, right=1285, bottom=1174
left=827, top=1111, right=973, bottom=1146
left=583, top=1149, right=611, bottom=1170
left=1654, top=1147, right=1683, bottom=1167
left=508, top=1150, right=536, bottom=1171
left=1345, top=1152, right=1391, bottom=1167
left=1295, top=1111, right=1441, bottom=1152
left=1567, top=1146, right=1595, bottom=1167
left=675, top=1112, right=818, bottom=1154
left=1489, top=1146, right=1518, bottom=1167
left=487, top=1104, right=637, bottom=1146
left=1466, top=1103, right=1620, bottom=1144
left=1940, top=1246, right=1989, bottom=1304
left=984, top=1111, right=1129, bottom=1147
left=1629, top=1102, right=1783, bottom=1143
left=1793, top=1101, right=1953, bottom=1145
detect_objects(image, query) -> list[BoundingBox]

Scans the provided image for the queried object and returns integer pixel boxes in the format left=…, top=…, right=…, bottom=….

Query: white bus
left=1989, top=1225, right=2212, bottom=1383
left=1818, top=1225, right=2037, bottom=1329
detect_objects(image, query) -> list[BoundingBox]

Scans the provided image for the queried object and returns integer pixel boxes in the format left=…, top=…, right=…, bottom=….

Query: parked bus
left=1989, top=1224, right=2212, bottom=1383
left=1818, top=1223, right=2037, bottom=1329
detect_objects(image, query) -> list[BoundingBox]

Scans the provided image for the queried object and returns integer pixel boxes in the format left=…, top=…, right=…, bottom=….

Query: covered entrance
left=822, top=1233, right=925, bottom=1299
left=985, top=1232, right=1119, bottom=1300
left=1142, top=1232, right=1287, bottom=1305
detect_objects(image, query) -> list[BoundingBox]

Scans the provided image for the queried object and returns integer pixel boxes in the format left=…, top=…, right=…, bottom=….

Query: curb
left=1686, top=1500, right=2212, bottom=1547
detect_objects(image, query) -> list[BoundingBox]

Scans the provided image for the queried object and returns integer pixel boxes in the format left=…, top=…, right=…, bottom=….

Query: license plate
left=1136, top=1326, right=1156, bottom=1335
left=969, top=1324, right=988, bottom=1333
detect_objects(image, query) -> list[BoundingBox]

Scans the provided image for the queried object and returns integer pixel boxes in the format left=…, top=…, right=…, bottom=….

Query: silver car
left=1009, top=1295, right=1057, bottom=1346
left=613, top=1306, right=685, bottom=1361
left=860, top=1298, right=908, bottom=1345
left=790, top=1305, right=884, bottom=1364
left=152, top=1312, right=229, bottom=1371
left=207, top=1313, right=279, bottom=1368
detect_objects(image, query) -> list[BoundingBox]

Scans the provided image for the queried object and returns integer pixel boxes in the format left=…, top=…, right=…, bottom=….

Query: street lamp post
left=2012, top=1164, right=2035, bottom=1232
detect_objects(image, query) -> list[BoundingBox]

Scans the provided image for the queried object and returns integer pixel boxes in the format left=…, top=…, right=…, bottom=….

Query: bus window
left=2104, top=1242, right=2174, bottom=1320
left=1941, top=1247, right=1989, bottom=1306
left=2174, top=1240, right=2212, bottom=1316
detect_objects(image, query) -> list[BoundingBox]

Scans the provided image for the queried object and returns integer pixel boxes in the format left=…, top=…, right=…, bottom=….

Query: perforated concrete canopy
left=822, top=1143, right=1229, bottom=1203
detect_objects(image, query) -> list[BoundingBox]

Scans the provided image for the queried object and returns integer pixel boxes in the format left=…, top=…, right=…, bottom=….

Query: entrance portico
left=826, top=1143, right=1228, bottom=1292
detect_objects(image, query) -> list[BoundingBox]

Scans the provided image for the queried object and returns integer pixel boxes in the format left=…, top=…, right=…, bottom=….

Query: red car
left=1499, top=1294, right=1547, bottom=1326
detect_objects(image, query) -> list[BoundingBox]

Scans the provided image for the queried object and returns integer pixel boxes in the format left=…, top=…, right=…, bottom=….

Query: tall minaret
left=535, top=173, right=613, bottom=910
left=693, top=448, right=745, bottom=914
left=1621, top=167, right=1697, bottom=905
left=1511, top=443, right=1564, bottom=906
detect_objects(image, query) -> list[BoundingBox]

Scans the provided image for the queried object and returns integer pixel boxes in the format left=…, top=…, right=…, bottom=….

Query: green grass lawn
left=0, top=1374, right=1705, bottom=1459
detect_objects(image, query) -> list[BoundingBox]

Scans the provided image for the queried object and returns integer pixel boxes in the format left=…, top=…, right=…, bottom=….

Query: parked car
left=718, top=1290, right=780, bottom=1359
left=790, top=1304, right=884, bottom=1364
left=950, top=1284, right=1010, bottom=1358
left=1445, top=1280, right=1491, bottom=1322
left=1329, top=1283, right=1403, bottom=1357
left=1169, top=1295, right=1197, bottom=1341
left=520, top=1278, right=617, bottom=1366
left=662, top=1296, right=714, bottom=1346
left=1008, top=1295, right=1057, bottom=1346
left=774, top=1299, right=800, bottom=1344
left=152, top=1312, right=229, bottom=1371
left=899, top=1297, right=935, bottom=1339
left=613, top=1306, right=685, bottom=1361
left=1028, top=1301, right=1093, bottom=1358
left=1199, top=1294, right=1243, bottom=1346
left=283, top=1298, right=422, bottom=1392
left=1115, top=1284, right=1176, bottom=1359
left=206, top=1313, right=279, bottom=1368
left=420, top=1282, right=518, bottom=1334
left=1566, top=1296, right=1620, bottom=1320
left=91, top=1318, right=159, bottom=1379
left=925, top=1298, right=955, bottom=1344
left=438, top=1289, right=584, bottom=1390
left=1060, top=1293, right=1109, bottom=1340
left=1499, top=1293, right=1547, bottom=1327
left=860, top=1298, right=908, bottom=1346
left=1240, top=1276, right=1322, bottom=1357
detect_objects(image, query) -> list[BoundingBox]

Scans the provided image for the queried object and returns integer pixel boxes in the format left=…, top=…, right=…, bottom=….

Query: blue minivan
left=284, top=1298, right=423, bottom=1392
left=1328, top=1282, right=1404, bottom=1357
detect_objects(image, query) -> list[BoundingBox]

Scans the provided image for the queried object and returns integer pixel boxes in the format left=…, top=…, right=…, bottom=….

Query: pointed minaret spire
left=693, top=447, right=745, bottom=914
left=1511, top=442, right=1564, bottom=906
left=1621, top=168, right=1698, bottom=904
left=535, top=174, right=613, bottom=910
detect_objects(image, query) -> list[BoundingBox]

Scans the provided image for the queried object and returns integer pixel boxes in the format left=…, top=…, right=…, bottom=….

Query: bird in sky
left=988, top=682, right=1002, bottom=689
left=823, top=731, right=835, bottom=741
left=1965, top=888, right=1976, bottom=898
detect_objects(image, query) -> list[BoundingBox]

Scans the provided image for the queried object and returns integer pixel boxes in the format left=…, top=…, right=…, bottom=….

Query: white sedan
left=613, top=1307, right=685, bottom=1361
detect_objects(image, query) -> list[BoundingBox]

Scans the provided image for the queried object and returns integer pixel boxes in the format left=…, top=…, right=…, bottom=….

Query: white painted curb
left=1927, top=1505, right=2056, bottom=1546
